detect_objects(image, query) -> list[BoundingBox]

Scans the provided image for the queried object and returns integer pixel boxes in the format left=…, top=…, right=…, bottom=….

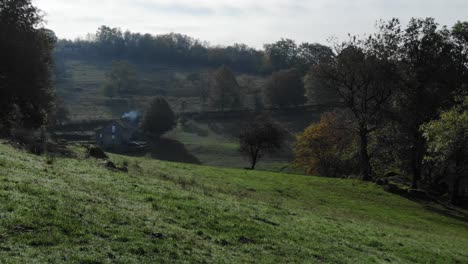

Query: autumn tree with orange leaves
left=294, top=111, right=358, bottom=177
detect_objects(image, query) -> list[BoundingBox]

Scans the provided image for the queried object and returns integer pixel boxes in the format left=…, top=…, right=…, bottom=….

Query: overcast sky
left=35, top=0, right=468, bottom=48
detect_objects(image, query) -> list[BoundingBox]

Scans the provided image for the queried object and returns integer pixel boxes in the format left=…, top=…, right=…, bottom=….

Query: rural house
left=95, top=119, right=138, bottom=151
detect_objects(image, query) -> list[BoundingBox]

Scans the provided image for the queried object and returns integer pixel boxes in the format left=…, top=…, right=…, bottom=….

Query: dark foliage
left=208, top=66, right=241, bottom=111
left=312, top=43, right=399, bottom=181
left=264, top=39, right=333, bottom=73
left=304, top=70, right=341, bottom=105
left=48, top=98, right=70, bottom=127
left=373, top=18, right=466, bottom=188
left=239, top=116, right=286, bottom=169
left=56, top=27, right=265, bottom=74
left=87, top=146, right=108, bottom=159
left=421, top=95, right=468, bottom=205
left=265, top=68, right=306, bottom=108
left=0, top=0, right=55, bottom=133
left=141, top=97, right=176, bottom=138
left=299, top=18, right=468, bottom=205
left=54, top=27, right=333, bottom=75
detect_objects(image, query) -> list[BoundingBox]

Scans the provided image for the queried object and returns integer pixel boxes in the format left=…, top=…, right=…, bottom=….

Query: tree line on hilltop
left=55, top=26, right=333, bottom=75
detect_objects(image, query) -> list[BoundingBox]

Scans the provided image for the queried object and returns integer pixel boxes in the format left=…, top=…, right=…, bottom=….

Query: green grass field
left=53, top=59, right=310, bottom=171
left=0, top=142, right=466, bottom=263
left=167, top=124, right=295, bottom=172
left=55, top=59, right=214, bottom=120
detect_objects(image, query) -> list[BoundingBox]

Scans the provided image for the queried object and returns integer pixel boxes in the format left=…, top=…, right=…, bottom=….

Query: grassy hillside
left=55, top=60, right=206, bottom=120
left=167, top=124, right=295, bottom=172
left=53, top=59, right=319, bottom=171
left=0, top=142, right=467, bottom=263
left=55, top=59, right=268, bottom=121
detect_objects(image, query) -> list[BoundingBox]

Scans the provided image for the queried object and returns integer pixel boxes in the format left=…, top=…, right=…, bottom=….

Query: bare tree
left=239, top=116, right=285, bottom=170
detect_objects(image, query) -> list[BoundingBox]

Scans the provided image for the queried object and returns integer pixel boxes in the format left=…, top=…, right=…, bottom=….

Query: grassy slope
left=0, top=143, right=467, bottom=263
left=167, top=128, right=295, bottom=173
left=56, top=60, right=203, bottom=120
left=55, top=60, right=302, bottom=171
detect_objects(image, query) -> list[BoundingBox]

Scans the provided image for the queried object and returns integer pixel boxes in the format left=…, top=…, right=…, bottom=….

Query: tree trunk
left=250, top=148, right=259, bottom=170
left=450, top=175, right=461, bottom=205
left=411, top=164, right=421, bottom=189
left=451, top=153, right=464, bottom=205
left=411, top=133, right=425, bottom=189
left=359, top=127, right=372, bottom=181
left=250, top=160, right=257, bottom=170
left=250, top=154, right=258, bottom=170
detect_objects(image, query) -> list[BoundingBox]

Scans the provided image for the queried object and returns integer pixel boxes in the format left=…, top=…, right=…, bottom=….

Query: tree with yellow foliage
left=294, top=111, right=357, bottom=177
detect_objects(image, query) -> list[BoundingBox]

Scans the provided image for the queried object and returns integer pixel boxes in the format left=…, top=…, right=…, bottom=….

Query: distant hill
left=54, top=59, right=219, bottom=120
left=0, top=142, right=467, bottom=263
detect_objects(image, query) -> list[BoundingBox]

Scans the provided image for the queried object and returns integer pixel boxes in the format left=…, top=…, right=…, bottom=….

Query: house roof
left=114, top=119, right=137, bottom=129
left=95, top=118, right=138, bottom=132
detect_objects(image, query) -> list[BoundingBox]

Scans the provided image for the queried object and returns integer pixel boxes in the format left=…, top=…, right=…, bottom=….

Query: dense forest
left=54, top=26, right=333, bottom=75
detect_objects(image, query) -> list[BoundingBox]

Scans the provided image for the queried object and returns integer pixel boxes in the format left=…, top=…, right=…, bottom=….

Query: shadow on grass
left=423, top=203, right=468, bottom=223
left=104, top=137, right=201, bottom=165
left=384, top=184, right=468, bottom=223
left=149, top=138, right=200, bottom=165
left=387, top=188, right=468, bottom=223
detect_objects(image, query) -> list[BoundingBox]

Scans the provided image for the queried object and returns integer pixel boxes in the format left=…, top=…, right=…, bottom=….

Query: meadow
left=54, top=59, right=300, bottom=171
left=0, top=142, right=466, bottom=263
